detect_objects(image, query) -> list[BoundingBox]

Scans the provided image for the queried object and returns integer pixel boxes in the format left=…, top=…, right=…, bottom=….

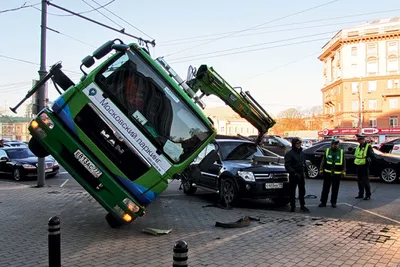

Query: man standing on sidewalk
left=284, top=137, right=310, bottom=213
left=318, top=139, right=345, bottom=208
left=354, top=134, right=375, bottom=200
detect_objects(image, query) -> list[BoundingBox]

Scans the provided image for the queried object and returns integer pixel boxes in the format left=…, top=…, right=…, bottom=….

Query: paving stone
left=0, top=181, right=399, bottom=267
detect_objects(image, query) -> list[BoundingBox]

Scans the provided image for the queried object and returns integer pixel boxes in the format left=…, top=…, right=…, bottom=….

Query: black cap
left=355, top=134, right=365, bottom=140
left=331, top=138, right=339, bottom=144
left=291, top=137, right=302, bottom=146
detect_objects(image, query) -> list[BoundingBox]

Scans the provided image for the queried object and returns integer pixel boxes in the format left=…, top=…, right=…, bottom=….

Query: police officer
left=354, top=134, right=375, bottom=200
left=318, top=139, right=346, bottom=208
left=284, top=137, right=310, bottom=213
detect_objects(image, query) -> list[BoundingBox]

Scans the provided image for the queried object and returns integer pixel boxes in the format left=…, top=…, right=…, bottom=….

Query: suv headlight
left=22, top=164, right=36, bottom=169
left=238, top=171, right=255, bottom=182
left=39, top=113, right=54, bottom=129
left=53, top=161, right=59, bottom=166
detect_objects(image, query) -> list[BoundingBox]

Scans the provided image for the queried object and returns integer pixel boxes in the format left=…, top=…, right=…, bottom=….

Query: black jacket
left=284, top=148, right=306, bottom=175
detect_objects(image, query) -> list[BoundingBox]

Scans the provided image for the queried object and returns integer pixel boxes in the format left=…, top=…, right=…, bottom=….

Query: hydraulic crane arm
left=187, top=65, right=276, bottom=141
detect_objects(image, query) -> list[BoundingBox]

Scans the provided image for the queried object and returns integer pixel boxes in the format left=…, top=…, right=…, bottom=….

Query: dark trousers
left=320, top=173, right=341, bottom=205
left=356, top=165, right=371, bottom=197
left=289, top=174, right=306, bottom=208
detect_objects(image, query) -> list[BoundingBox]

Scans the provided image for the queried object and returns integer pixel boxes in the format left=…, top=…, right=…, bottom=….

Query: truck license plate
left=265, top=183, right=283, bottom=189
left=74, top=150, right=103, bottom=178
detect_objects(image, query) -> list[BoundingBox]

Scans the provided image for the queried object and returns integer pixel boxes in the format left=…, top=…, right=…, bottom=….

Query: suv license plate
left=265, top=183, right=283, bottom=189
left=74, top=150, right=103, bottom=178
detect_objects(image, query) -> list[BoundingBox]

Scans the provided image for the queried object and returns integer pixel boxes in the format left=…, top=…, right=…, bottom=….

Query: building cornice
left=319, top=32, right=400, bottom=61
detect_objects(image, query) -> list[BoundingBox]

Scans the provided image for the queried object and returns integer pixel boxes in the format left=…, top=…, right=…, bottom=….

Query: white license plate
left=73, top=150, right=103, bottom=178
left=45, top=169, right=52, bottom=173
left=265, top=183, right=283, bottom=189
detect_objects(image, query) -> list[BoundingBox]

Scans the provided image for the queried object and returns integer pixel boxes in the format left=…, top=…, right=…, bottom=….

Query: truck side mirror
left=93, top=40, right=114, bottom=60
left=0, top=156, right=9, bottom=162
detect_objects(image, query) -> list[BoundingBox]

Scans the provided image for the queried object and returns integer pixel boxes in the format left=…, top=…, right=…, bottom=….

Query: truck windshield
left=94, top=51, right=212, bottom=163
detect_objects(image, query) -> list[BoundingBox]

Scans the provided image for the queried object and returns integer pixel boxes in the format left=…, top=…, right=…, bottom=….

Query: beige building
left=319, top=17, right=400, bottom=130
left=0, top=117, right=31, bottom=141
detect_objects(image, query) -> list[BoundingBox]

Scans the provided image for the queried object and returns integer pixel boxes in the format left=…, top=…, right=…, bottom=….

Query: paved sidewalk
left=0, top=181, right=399, bottom=267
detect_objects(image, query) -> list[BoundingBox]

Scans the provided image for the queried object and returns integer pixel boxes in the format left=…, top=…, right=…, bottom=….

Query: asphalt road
left=2, top=167, right=399, bottom=225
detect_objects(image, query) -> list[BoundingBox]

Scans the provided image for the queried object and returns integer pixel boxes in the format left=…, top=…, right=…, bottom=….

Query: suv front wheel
left=181, top=171, right=197, bottom=195
left=219, top=178, right=238, bottom=206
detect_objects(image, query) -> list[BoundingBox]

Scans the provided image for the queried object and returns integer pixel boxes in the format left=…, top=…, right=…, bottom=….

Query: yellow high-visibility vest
left=324, top=148, right=344, bottom=174
left=354, top=143, right=370, bottom=165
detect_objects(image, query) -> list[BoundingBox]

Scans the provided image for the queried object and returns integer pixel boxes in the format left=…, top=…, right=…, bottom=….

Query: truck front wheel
left=29, top=138, right=49, bottom=158
left=105, top=213, right=123, bottom=228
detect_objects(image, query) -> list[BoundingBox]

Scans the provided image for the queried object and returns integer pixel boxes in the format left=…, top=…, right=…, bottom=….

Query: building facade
left=319, top=17, right=400, bottom=134
left=0, top=117, right=31, bottom=141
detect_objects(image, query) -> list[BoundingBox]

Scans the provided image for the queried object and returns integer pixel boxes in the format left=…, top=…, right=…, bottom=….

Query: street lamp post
left=358, top=37, right=363, bottom=135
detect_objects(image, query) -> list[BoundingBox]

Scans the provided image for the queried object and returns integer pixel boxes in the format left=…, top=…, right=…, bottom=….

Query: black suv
left=180, top=137, right=291, bottom=207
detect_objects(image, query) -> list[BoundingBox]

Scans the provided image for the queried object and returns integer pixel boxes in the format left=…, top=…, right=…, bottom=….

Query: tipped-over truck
left=11, top=39, right=275, bottom=227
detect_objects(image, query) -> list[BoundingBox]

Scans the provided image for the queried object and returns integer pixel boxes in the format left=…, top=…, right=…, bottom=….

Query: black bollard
left=48, top=216, right=61, bottom=267
left=173, top=240, right=188, bottom=267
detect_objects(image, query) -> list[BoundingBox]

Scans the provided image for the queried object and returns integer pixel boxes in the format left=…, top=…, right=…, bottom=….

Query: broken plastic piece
left=142, top=227, right=172, bottom=236
left=215, top=216, right=250, bottom=228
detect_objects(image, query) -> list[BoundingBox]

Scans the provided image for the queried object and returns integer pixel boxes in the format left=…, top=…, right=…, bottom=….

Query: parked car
left=3, top=140, right=27, bottom=147
left=301, top=139, right=317, bottom=149
left=180, top=137, right=291, bottom=207
left=0, top=147, right=59, bottom=181
left=379, top=138, right=400, bottom=153
left=303, top=141, right=400, bottom=183
left=391, top=144, right=400, bottom=155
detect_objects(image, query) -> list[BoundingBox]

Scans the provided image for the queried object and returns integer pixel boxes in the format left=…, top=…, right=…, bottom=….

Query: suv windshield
left=95, top=50, right=212, bottom=163
left=219, top=141, right=264, bottom=160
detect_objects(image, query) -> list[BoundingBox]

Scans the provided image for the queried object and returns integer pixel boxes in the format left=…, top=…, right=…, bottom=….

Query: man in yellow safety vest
left=354, top=134, right=375, bottom=200
left=318, top=139, right=346, bottom=208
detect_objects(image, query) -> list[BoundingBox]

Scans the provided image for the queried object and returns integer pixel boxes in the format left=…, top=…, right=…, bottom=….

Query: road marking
left=60, top=179, right=69, bottom=188
left=59, top=171, right=68, bottom=175
left=342, top=202, right=400, bottom=225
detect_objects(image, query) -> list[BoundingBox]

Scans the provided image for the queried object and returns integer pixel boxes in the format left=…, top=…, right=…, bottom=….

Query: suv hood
left=222, top=160, right=286, bottom=173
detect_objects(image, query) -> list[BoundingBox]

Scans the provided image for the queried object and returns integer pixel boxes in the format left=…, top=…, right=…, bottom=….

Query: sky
left=1, top=0, right=400, bottom=117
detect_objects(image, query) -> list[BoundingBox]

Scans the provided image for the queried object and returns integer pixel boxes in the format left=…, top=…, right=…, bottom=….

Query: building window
left=368, top=81, right=377, bottom=92
left=387, top=80, right=399, bottom=89
left=351, top=63, right=358, bottom=77
left=387, top=41, right=398, bottom=55
left=389, top=116, right=398, bottom=128
left=330, top=57, right=335, bottom=80
left=352, top=100, right=359, bottom=111
left=369, top=118, right=377, bottom=127
left=352, top=82, right=358, bottom=93
left=368, top=99, right=378, bottom=110
left=387, top=56, right=399, bottom=74
left=351, top=46, right=357, bottom=56
left=389, top=98, right=398, bottom=109
left=366, top=57, right=378, bottom=76
left=367, top=43, right=378, bottom=57
left=352, top=119, right=358, bottom=128
left=221, top=127, right=225, bottom=132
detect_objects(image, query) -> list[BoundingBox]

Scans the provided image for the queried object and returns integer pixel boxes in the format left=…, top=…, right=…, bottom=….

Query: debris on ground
left=215, top=216, right=251, bottom=228
left=142, top=227, right=172, bottom=236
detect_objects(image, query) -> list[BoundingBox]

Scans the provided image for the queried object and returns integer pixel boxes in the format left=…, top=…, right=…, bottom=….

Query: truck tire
left=105, top=213, right=123, bottom=228
left=29, top=138, right=49, bottom=158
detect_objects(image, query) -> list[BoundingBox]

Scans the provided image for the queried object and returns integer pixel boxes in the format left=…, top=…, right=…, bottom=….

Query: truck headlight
left=22, top=164, right=36, bottom=169
left=238, top=171, right=255, bottom=182
left=114, top=205, right=133, bottom=223
left=40, top=113, right=54, bottom=129
left=123, top=198, right=140, bottom=213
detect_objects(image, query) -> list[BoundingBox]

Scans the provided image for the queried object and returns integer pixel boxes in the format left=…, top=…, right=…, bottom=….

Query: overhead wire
left=47, top=1, right=155, bottom=46
left=160, top=20, right=367, bottom=46
left=31, top=0, right=115, bottom=17
left=81, top=0, right=125, bottom=30
left=0, top=54, right=82, bottom=75
left=46, top=26, right=97, bottom=48
left=0, top=1, right=41, bottom=14
left=90, top=0, right=154, bottom=40
left=161, top=8, right=400, bottom=44
left=168, top=31, right=337, bottom=61
left=163, top=0, right=341, bottom=57
left=247, top=52, right=320, bottom=80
